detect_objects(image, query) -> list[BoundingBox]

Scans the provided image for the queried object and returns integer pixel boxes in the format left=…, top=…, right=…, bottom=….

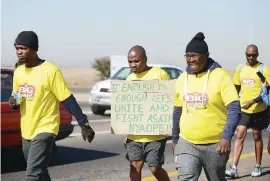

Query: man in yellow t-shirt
left=226, top=45, right=270, bottom=178
left=124, top=45, right=171, bottom=181
left=172, top=32, right=241, bottom=181
left=8, top=31, right=95, bottom=181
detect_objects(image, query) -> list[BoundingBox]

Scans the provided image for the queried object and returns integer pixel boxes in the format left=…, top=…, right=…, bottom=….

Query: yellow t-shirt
left=174, top=68, right=239, bottom=144
left=126, top=67, right=170, bottom=142
left=233, top=63, right=270, bottom=113
left=13, top=61, right=71, bottom=140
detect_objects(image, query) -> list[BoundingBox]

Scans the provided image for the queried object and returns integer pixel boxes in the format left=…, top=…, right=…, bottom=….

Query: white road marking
left=71, top=119, right=110, bottom=125
left=82, top=111, right=93, bottom=115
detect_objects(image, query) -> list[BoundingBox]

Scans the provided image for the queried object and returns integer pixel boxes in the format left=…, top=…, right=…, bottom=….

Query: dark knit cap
left=185, top=32, right=208, bottom=54
left=14, top=31, right=39, bottom=51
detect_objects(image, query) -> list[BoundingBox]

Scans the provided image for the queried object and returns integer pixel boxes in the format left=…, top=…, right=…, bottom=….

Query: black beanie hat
left=185, top=32, right=208, bottom=54
left=14, top=31, right=39, bottom=51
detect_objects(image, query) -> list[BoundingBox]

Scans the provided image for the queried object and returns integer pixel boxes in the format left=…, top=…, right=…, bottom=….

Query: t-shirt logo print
left=184, top=92, right=209, bottom=109
left=241, top=78, right=256, bottom=87
left=18, top=83, right=36, bottom=101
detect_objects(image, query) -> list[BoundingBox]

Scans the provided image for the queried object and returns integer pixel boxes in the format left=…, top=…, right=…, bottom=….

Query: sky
left=1, top=0, right=270, bottom=69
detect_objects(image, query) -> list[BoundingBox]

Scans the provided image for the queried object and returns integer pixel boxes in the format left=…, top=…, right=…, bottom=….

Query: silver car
left=89, top=64, right=183, bottom=115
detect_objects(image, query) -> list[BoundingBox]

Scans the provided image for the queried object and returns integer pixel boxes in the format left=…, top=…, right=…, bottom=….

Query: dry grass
left=60, top=68, right=236, bottom=88
left=60, top=68, right=102, bottom=88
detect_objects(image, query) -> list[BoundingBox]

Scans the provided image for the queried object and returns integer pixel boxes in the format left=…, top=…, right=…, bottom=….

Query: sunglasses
left=246, top=53, right=258, bottom=58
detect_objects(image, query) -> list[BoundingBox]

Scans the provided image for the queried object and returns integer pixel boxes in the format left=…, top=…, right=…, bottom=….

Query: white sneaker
left=225, top=165, right=239, bottom=178
left=251, top=165, right=262, bottom=177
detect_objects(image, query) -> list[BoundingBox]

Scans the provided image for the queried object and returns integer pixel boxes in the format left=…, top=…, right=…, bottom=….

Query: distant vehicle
left=89, top=64, right=183, bottom=115
left=110, top=55, right=129, bottom=78
left=1, top=68, right=74, bottom=148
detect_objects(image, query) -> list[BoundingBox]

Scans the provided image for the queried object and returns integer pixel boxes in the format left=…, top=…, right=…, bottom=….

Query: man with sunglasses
left=226, top=44, right=270, bottom=178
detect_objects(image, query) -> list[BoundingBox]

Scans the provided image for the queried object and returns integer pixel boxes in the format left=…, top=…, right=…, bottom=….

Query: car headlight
left=91, top=84, right=98, bottom=91
left=92, top=86, right=97, bottom=90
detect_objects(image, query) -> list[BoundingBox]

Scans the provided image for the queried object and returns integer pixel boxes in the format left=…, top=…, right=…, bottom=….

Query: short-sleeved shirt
left=233, top=63, right=270, bottom=113
left=174, top=68, right=239, bottom=144
left=13, top=61, right=71, bottom=140
left=126, top=67, right=170, bottom=142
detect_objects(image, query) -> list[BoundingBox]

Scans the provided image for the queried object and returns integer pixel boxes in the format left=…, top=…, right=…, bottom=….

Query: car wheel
left=91, top=105, right=106, bottom=115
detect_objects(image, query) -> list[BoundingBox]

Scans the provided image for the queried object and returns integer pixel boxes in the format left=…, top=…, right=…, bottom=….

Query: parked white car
left=89, top=64, right=183, bottom=115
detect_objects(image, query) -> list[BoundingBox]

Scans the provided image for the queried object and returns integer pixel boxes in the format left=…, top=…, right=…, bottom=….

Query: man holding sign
left=124, top=45, right=171, bottom=181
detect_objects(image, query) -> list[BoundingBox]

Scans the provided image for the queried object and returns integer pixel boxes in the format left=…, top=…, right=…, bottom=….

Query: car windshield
left=1, top=70, right=13, bottom=102
left=110, top=67, right=131, bottom=80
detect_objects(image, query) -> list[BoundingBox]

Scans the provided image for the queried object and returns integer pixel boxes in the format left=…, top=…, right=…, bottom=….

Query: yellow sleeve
left=263, top=65, right=270, bottom=83
left=174, top=74, right=184, bottom=107
left=50, top=70, right=72, bottom=101
left=233, top=65, right=241, bottom=85
left=220, top=70, right=239, bottom=106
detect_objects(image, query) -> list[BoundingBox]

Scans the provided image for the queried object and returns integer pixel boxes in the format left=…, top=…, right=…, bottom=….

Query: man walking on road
left=172, top=32, right=241, bottom=181
left=124, top=45, right=171, bottom=181
left=225, top=44, right=270, bottom=178
left=9, top=31, right=95, bottom=181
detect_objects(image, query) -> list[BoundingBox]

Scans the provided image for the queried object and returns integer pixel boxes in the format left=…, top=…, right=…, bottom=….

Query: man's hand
left=124, top=137, right=127, bottom=144
left=81, top=122, right=95, bottom=143
left=172, top=143, right=176, bottom=155
left=8, top=96, right=19, bottom=110
left=262, top=81, right=268, bottom=87
left=242, top=100, right=254, bottom=110
left=164, top=133, right=172, bottom=140
left=216, top=138, right=231, bottom=155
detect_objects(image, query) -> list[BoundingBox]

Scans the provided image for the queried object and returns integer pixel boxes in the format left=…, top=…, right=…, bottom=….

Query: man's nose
left=188, top=59, right=196, bottom=63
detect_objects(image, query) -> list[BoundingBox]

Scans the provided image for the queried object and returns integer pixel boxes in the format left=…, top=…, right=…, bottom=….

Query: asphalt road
left=2, top=103, right=270, bottom=181
left=70, top=88, right=91, bottom=93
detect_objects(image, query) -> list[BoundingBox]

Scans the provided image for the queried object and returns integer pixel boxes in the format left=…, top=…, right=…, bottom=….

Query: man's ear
left=206, top=52, right=210, bottom=58
left=145, top=56, right=148, bottom=62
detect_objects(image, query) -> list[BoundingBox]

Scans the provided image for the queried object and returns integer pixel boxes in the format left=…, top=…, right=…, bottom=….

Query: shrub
left=92, top=56, right=110, bottom=80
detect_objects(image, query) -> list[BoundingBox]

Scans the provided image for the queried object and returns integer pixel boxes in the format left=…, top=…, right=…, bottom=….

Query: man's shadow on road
left=49, top=146, right=119, bottom=166
left=1, top=146, right=119, bottom=174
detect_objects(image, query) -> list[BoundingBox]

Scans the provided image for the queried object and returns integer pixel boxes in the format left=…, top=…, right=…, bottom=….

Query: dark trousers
left=22, top=133, right=56, bottom=181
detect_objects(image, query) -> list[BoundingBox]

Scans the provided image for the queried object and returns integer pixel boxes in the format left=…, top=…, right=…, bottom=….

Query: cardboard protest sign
left=110, top=80, right=176, bottom=135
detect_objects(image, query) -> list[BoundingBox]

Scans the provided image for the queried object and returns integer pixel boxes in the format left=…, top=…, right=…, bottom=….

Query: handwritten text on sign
left=111, top=80, right=175, bottom=135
